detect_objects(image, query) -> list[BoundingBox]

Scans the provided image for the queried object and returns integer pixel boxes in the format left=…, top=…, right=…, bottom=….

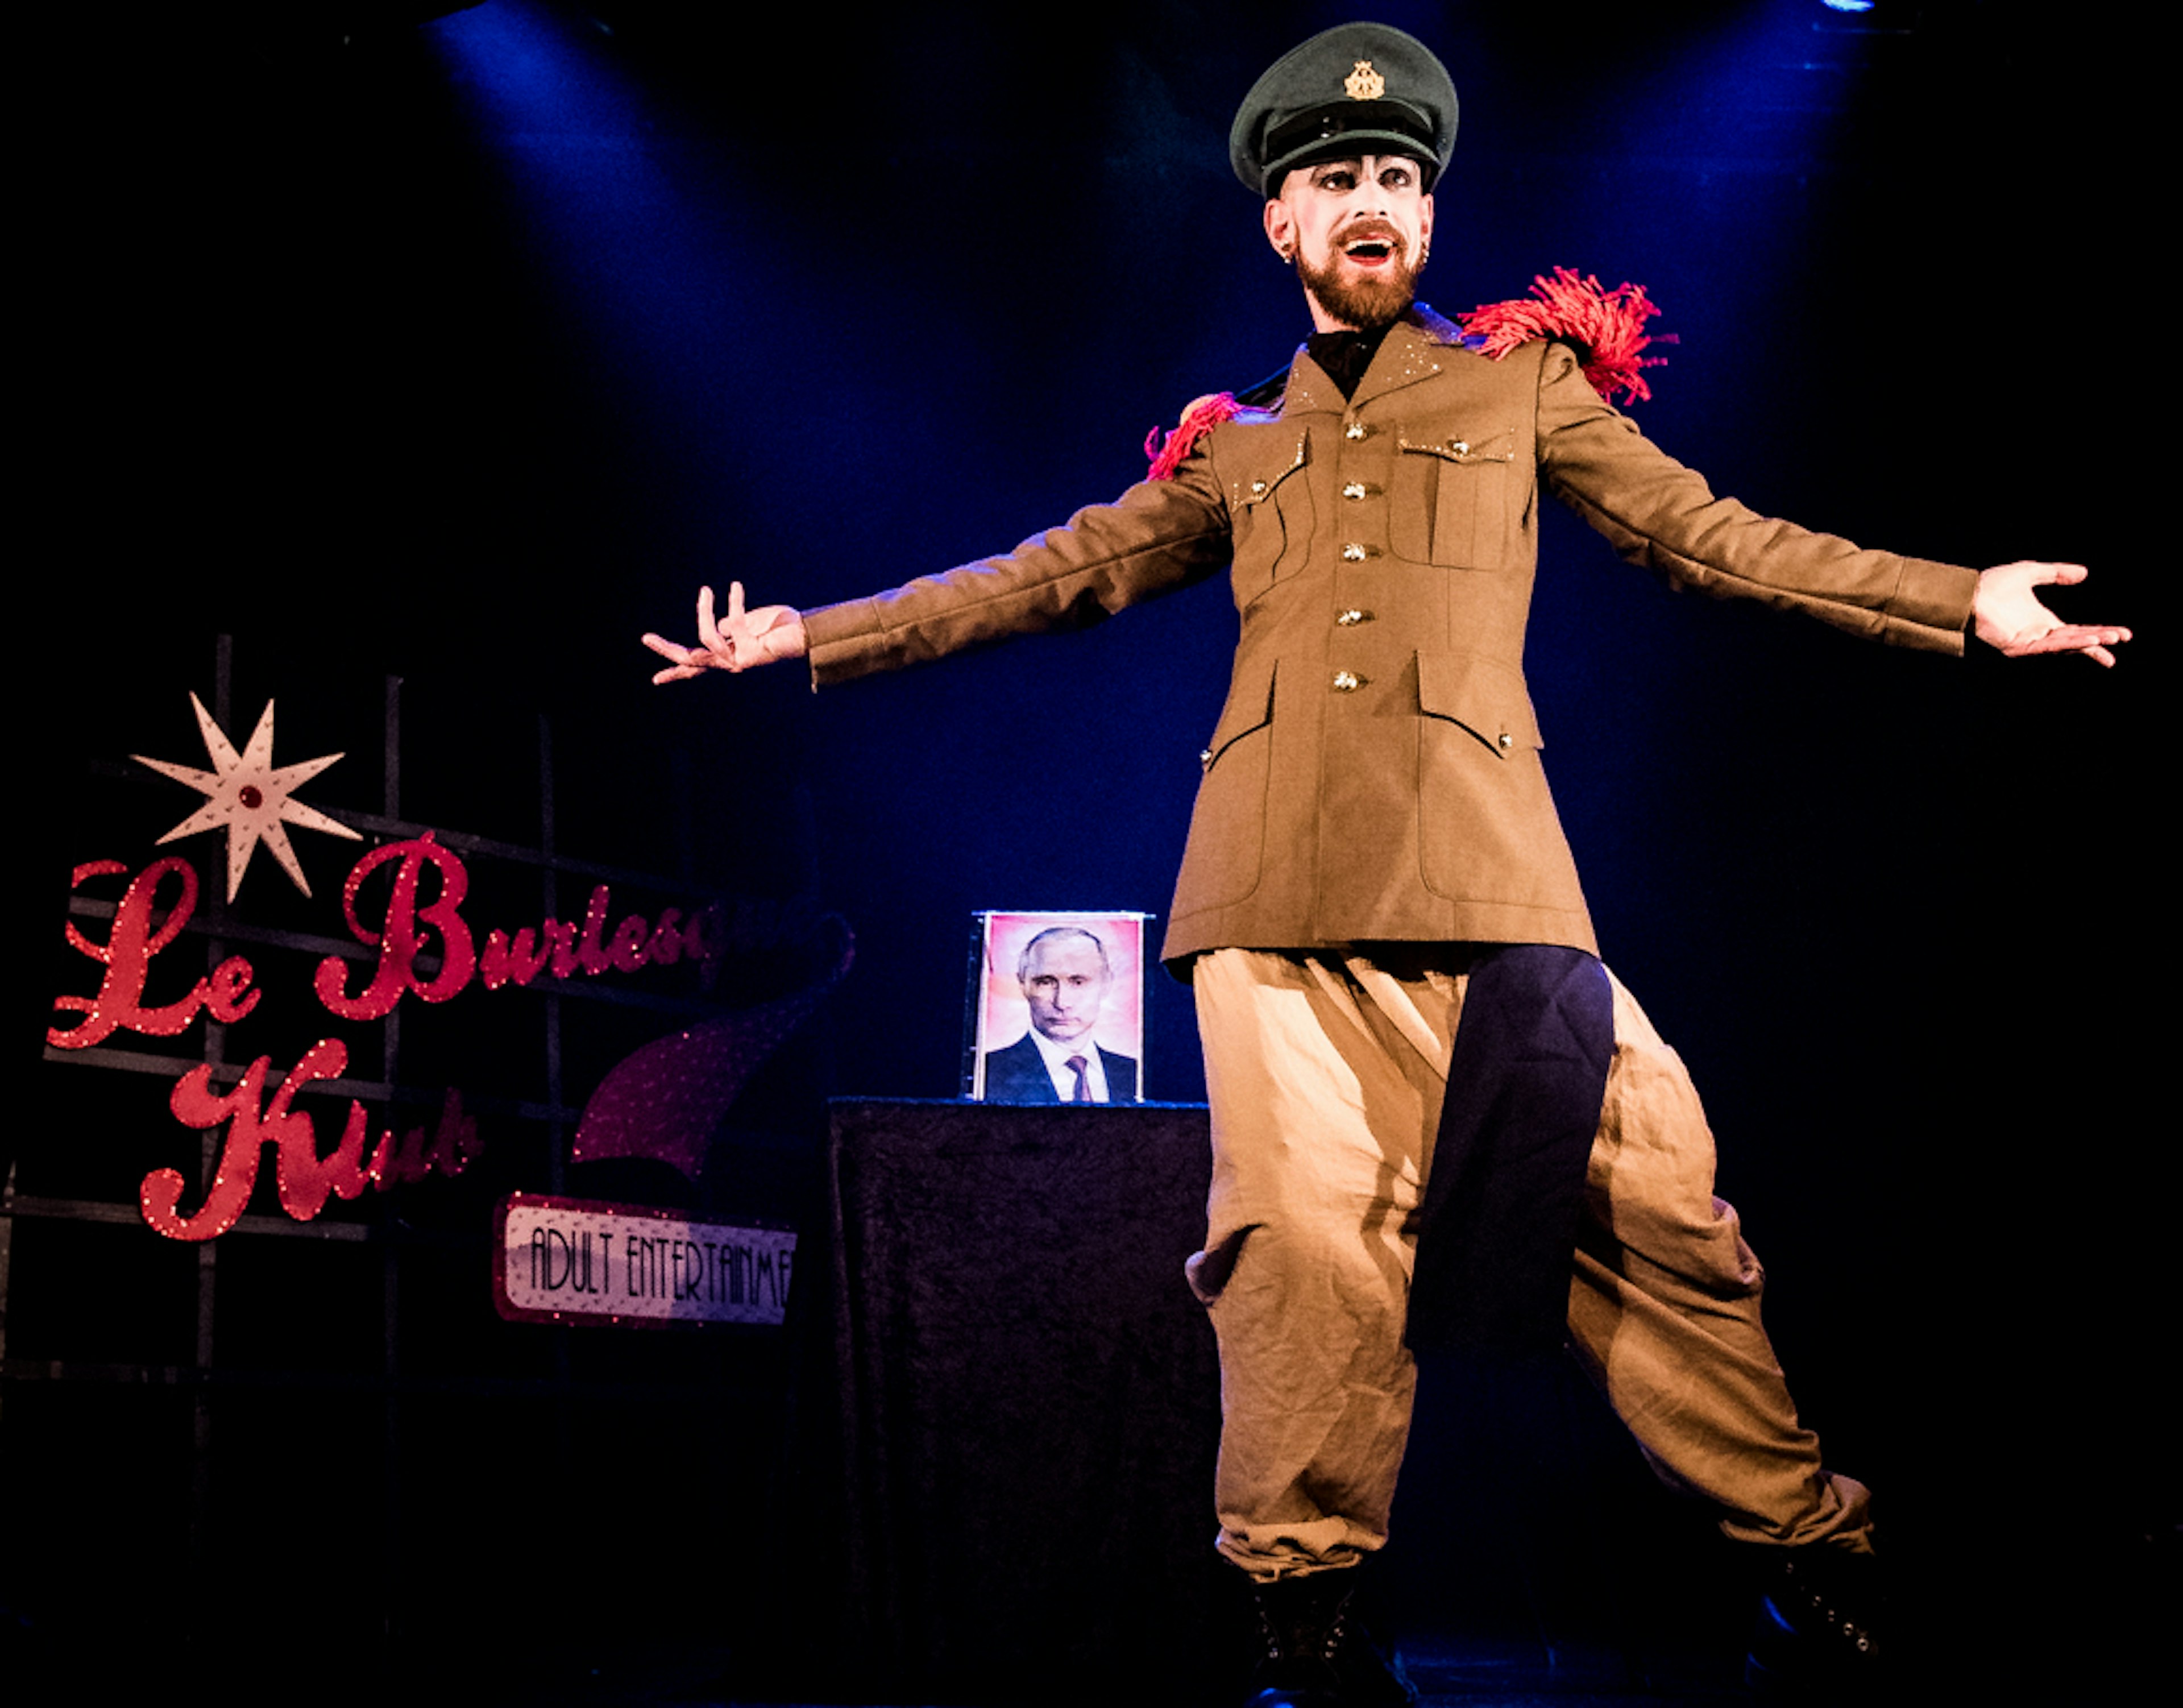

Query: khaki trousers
left=1188, top=946, right=1872, bottom=1581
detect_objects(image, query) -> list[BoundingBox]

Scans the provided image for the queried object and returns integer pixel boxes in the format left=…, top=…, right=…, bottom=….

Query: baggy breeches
left=1188, top=946, right=1873, bottom=1581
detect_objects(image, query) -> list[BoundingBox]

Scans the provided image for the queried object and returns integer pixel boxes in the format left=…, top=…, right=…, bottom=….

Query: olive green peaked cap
left=1230, top=20, right=1459, bottom=198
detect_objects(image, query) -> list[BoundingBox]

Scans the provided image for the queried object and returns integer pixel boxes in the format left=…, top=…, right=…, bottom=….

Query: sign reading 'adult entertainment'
left=493, top=1194, right=795, bottom=1328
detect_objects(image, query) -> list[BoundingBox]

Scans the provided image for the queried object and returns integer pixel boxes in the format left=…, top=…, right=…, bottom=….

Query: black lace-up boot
left=1745, top=1544, right=1887, bottom=1702
left=1243, top=1569, right=1415, bottom=1708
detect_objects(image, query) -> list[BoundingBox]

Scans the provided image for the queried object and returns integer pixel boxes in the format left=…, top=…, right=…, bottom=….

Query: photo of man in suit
left=982, top=925, right=1140, bottom=1104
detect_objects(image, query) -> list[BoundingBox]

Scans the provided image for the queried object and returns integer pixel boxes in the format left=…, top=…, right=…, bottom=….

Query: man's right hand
left=642, top=583, right=809, bottom=682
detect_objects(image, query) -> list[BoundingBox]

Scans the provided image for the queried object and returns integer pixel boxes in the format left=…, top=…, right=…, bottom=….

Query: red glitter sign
left=52, top=838, right=736, bottom=1241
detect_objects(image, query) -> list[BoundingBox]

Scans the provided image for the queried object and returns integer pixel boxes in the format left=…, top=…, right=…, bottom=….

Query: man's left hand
left=1972, top=562, right=2131, bottom=667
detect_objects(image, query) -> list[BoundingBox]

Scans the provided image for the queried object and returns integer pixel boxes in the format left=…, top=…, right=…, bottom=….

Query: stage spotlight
left=1816, top=0, right=1923, bottom=26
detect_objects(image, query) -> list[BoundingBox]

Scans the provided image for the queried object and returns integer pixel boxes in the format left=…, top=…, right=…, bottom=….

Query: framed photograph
left=962, top=911, right=1149, bottom=1104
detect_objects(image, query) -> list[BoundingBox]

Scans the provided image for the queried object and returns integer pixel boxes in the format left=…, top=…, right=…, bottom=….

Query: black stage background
left=14, top=1, right=2167, bottom=1699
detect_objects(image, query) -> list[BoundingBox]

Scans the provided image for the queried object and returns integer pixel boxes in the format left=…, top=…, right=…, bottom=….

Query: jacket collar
left=1283, top=303, right=1465, bottom=417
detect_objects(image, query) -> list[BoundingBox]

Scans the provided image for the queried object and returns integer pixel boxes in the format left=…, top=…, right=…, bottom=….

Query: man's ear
left=1264, top=197, right=1295, bottom=262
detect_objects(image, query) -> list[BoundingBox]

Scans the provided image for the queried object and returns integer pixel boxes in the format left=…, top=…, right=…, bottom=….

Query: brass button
left=1199, top=748, right=1213, bottom=771
left=1496, top=731, right=1514, bottom=751
left=1450, top=440, right=1470, bottom=455
left=1250, top=479, right=1268, bottom=495
left=1341, top=543, right=1368, bottom=561
left=1344, top=421, right=1367, bottom=441
left=1332, top=670, right=1363, bottom=693
left=1343, top=482, right=1369, bottom=501
left=1335, top=608, right=1371, bottom=627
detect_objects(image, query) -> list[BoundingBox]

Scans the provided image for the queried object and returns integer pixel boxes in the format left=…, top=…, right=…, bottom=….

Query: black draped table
left=825, top=1097, right=1227, bottom=1703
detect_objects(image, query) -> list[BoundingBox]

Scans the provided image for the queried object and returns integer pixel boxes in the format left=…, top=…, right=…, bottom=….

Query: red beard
left=1300, top=234, right=1421, bottom=330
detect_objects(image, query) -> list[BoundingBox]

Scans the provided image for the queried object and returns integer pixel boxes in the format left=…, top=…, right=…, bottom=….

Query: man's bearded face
left=1297, top=225, right=1422, bottom=330
left=1265, top=155, right=1434, bottom=333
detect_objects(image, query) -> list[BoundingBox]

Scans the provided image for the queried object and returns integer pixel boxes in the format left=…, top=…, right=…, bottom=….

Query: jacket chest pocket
left=1390, top=427, right=1522, bottom=569
left=1227, top=432, right=1312, bottom=608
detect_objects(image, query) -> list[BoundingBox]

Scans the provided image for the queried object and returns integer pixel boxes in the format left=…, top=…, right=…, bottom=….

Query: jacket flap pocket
left=1204, top=658, right=1277, bottom=770
left=1231, top=432, right=1310, bottom=508
left=1396, top=425, right=1517, bottom=466
left=1417, top=652, right=1541, bottom=758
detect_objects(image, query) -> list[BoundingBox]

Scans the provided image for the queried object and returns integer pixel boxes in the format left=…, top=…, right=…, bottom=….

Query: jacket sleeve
left=802, top=454, right=1232, bottom=687
left=1533, top=342, right=1979, bottom=653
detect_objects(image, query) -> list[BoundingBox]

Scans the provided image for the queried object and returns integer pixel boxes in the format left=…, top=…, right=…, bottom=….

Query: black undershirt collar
left=1305, top=324, right=1394, bottom=401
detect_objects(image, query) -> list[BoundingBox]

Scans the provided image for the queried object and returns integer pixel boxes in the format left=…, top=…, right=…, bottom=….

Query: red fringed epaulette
left=1144, top=392, right=1243, bottom=480
left=1456, top=267, right=1676, bottom=406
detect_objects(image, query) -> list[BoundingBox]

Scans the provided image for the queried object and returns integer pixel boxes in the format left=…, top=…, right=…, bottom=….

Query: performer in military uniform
left=646, top=23, right=2126, bottom=1706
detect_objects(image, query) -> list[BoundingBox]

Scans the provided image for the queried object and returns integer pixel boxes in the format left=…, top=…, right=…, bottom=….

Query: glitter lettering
left=314, top=834, right=478, bottom=1020
left=143, top=1043, right=484, bottom=1241
left=48, top=857, right=260, bottom=1050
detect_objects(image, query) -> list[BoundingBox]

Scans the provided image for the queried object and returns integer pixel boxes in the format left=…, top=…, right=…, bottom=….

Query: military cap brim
left=1230, top=21, right=1459, bottom=198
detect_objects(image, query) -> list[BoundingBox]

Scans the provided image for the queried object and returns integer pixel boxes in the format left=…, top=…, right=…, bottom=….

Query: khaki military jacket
left=804, top=313, right=1979, bottom=965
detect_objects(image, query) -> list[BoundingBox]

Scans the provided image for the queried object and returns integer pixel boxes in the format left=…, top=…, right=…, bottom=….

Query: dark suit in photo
left=982, top=1033, right=1139, bottom=1104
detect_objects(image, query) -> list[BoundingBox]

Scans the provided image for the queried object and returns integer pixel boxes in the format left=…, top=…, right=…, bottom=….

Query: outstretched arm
left=1971, top=562, right=2131, bottom=668
left=642, top=583, right=808, bottom=683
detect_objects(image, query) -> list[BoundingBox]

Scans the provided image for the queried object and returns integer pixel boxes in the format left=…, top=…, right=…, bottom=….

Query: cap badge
left=1344, top=60, right=1385, bottom=101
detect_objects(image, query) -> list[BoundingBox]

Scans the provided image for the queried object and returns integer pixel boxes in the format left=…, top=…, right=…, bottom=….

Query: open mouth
left=1342, top=232, right=1398, bottom=267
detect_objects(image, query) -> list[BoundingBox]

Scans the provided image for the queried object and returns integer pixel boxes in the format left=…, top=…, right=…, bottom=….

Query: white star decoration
left=134, top=694, right=362, bottom=901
